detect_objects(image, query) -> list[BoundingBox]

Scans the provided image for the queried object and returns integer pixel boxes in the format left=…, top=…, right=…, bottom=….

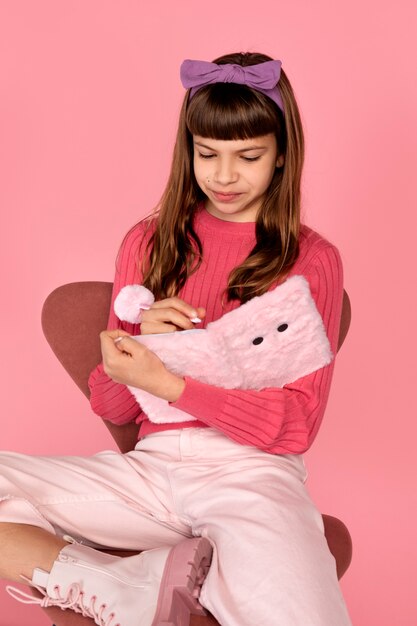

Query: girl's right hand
left=140, top=297, right=206, bottom=335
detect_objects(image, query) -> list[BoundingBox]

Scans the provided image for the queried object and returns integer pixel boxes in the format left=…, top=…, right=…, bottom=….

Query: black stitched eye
left=277, top=324, right=288, bottom=332
left=252, top=337, right=264, bottom=345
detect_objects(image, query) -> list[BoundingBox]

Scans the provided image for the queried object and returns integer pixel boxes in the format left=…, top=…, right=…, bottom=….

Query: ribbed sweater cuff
left=88, top=365, right=141, bottom=425
left=171, top=376, right=227, bottom=422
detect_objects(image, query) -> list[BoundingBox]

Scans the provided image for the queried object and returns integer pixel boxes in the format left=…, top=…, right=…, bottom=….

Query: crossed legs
left=0, top=432, right=352, bottom=626
left=0, top=448, right=207, bottom=626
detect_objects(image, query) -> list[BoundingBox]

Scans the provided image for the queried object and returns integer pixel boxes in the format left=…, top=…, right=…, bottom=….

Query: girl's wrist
left=158, top=372, right=186, bottom=403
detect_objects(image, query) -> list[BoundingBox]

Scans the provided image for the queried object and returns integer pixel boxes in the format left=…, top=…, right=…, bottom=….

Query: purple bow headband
left=180, top=59, right=285, bottom=115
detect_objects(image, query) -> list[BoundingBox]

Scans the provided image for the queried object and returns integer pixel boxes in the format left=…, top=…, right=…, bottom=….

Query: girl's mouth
left=212, top=191, right=242, bottom=202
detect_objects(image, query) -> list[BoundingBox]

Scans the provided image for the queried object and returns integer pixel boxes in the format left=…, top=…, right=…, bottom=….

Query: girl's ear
left=276, top=154, right=285, bottom=168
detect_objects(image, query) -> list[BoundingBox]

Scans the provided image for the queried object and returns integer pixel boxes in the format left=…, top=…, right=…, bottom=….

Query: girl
left=1, top=52, right=352, bottom=625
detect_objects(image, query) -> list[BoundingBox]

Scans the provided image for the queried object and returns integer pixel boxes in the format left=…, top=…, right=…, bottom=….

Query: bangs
left=185, top=84, right=282, bottom=140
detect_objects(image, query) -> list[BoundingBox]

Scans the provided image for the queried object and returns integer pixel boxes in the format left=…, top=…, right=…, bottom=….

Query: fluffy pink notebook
left=114, top=275, right=333, bottom=424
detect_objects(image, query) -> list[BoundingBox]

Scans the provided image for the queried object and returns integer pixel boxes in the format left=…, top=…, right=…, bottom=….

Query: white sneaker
left=6, top=536, right=213, bottom=626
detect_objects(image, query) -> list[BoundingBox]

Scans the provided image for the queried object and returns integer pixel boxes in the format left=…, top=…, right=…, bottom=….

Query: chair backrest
left=42, top=282, right=112, bottom=398
left=42, top=282, right=351, bottom=451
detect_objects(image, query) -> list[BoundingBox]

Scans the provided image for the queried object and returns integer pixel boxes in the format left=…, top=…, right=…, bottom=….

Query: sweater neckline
left=195, top=203, right=256, bottom=237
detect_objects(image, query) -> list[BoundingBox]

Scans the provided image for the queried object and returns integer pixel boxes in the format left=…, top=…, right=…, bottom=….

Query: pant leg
left=169, top=429, right=352, bottom=626
left=0, top=445, right=192, bottom=550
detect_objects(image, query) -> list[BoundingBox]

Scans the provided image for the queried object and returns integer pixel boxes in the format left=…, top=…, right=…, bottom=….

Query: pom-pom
left=114, top=285, right=155, bottom=324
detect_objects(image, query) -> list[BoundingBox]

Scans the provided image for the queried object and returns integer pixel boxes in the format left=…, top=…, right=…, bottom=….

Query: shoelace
left=6, top=580, right=120, bottom=626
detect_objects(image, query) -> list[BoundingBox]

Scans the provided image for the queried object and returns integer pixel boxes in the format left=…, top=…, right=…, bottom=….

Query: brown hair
left=140, top=51, right=305, bottom=304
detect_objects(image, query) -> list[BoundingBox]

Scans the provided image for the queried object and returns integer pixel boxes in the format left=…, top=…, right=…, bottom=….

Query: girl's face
left=193, top=133, right=284, bottom=222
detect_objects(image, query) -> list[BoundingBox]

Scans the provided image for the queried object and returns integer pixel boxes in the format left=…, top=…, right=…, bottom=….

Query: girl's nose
left=213, top=159, right=238, bottom=185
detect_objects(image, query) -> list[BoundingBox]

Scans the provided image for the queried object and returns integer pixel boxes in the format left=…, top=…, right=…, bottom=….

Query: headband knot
left=221, top=65, right=245, bottom=84
left=180, top=59, right=284, bottom=114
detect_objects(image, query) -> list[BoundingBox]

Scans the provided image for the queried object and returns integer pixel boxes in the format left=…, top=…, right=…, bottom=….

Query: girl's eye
left=197, top=153, right=261, bottom=162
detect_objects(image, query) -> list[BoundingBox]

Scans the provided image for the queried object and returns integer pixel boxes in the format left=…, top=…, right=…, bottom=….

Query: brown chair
left=38, top=281, right=353, bottom=626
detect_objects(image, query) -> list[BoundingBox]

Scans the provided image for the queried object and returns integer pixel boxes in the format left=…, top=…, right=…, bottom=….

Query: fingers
left=103, top=329, right=132, bottom=340
left=140, top=298, right=206, bottom=333
left=100, top=331, right=148, bottom=384
left=112, top=335, right=139, bottom=355
left=195, top=306, right=206, bottom=321
left=140, top=321, right=180, bottom=335
left=150, top=297, right=200, bottom=319
left=148, top=299, right=203, bottom=326
left=100, top=334, right=147, bottom=380
left=100, top=330, right=134, bottom=355
left=141, top=308, right=195, bottom=331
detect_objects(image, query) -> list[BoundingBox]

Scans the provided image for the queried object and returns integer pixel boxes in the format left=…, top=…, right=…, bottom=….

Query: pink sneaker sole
left=151, top=537, right=213, bottom=626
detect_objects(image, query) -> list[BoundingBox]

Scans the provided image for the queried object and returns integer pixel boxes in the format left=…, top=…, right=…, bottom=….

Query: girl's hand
left=140, top=297, right=206, bottom=335
left=100, top=329, right=185, bottom=402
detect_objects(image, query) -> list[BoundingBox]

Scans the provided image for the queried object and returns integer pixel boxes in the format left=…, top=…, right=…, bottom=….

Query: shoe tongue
left=32, top=567, right=50, bottom=588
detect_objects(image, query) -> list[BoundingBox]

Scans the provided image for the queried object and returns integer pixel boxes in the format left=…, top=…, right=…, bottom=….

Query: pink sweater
left=88, top=207, right=344, bottom=455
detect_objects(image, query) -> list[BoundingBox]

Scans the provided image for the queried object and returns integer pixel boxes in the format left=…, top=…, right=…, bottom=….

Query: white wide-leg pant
left=0, top=428, right=352, bottom=626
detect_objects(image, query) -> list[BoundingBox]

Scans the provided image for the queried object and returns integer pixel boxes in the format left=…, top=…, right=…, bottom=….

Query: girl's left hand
left=100, top=330, right=185, bottom=402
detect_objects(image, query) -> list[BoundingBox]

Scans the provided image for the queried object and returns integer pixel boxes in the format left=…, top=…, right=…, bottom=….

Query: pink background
left=1, top=1, right=416, bottom=624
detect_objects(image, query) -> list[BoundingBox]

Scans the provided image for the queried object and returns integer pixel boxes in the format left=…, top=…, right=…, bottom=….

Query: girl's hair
left=140, top=51, right=305, bottom=304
